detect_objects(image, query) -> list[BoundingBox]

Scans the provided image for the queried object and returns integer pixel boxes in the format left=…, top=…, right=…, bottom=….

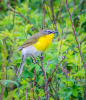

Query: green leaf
left=23, top=71, right=34, bottom=79
left=25, top=24, right=33, bottom=33
left=0, top=80, right=19, bottom=86
left=72, top=88, right=78, bottom=97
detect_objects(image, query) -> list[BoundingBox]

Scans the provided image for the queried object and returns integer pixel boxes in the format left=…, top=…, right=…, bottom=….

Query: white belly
left=21, top=45, right=43, bottom=57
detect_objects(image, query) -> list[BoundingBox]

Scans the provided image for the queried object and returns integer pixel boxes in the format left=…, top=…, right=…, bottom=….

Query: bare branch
left=71, top=0, right=85, bottom=15
left=26, top=87, right=28, bottom=100
left=0, top=38, right=6, bottom=100
left=45, top=59, right=49, bottom=76
left=8, top=5, right=38, bottom=31
left=45, top=3, right=52, bottom=22
left=48, top=57, right=65, bottom=82
left=42, top=0, right=45, bottom=29
left=33, top=68, right=36, bottom=100
left=73, top=9, right=86, bottom=20
left=66, top=0, right=86, bottom=70
left=38, top=54, right=49, bottom=100
left=66, top=2, right=86, bottom=98
left=50, top=0, right=58, bottom=31
left=80, top=36, right=86, bottom=44
left=49, top=92, right=56, bottom=100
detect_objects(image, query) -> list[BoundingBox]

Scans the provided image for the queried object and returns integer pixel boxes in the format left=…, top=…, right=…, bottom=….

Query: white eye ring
left=44, top=30, right=53, bottom=35
left=47, top=30, right=52, bottom=32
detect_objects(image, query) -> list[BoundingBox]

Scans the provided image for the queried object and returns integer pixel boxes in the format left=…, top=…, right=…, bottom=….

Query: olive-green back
left=19, top=32, right=44, bottom=50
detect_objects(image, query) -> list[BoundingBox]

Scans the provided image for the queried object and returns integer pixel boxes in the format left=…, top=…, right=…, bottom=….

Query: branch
left=0, top=38, right=6, bottom=100
left=61, top=61, right=69, bottom=78
left=49, top=92, right=56, bottom=100
left=66, top=3, right=86, bottom=98
left=8, top=5, right=38, bottom=31
left=35, top=91, right=40, bottom=100
left=72, top=0, right=75, bottom=16
left=38, top=54, right=49, bottom=100
left=80, top=36, right=86, bottom=44
left=73, top=9, right=86, bottom=20
left=50, top=0, right=58, bottom=31
left=71, top=0, right=85, bottom=15
left=45, top=3, right=52, bottom=22
left=45, top=59, right=49, bottom=76
left=48, top=57, right=65, bottom=82
left=42, top=0, right=45, bottom=29
left=26, top=87, right=28, bottom=100
left=66, top=0, right=86, bottom=70
left=33, top=68, right=36, bottom=100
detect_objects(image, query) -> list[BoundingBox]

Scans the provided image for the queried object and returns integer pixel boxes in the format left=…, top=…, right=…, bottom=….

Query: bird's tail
left=17, top=55, right=27, bottom=77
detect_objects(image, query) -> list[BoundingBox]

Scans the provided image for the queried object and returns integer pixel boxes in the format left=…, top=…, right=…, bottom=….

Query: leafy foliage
left=0, top=0, right=86, bottom=99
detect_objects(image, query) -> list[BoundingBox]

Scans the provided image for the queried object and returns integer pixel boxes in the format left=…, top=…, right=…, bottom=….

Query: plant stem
left=66, top=0, right=86, bottom=98
left=33, top=67, right=36, bottom=100
left=66, top=0, right=86, bottom=70
left=39, top=54, right=48, bottom=100
left=8, top=5, right=38, bottom=31
left=42, top=0, right=45, bottom=29
left=48, top=57, right=65, bottom=82
left=50, top=0, right=58, bottom=31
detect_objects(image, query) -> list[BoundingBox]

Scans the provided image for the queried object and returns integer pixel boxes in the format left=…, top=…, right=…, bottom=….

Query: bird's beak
left=53, top=31, right=58, bottom=35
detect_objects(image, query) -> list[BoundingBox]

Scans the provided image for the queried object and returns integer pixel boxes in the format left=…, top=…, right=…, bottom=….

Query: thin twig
left=0, top=38, right=6, bottom=100
left=36, top=91, right=41, bottom=100
left=15, top=66, right=20, bottom=99
left=16, top=80, right=20, bottom=100
left=39, top=54, right=49, bottom=100
left=45, top=3, right=52, bottom=22
left=8, top=4, right=10, bottom=18
left=58, top=0, right=63, bottom=20
left=71, top=0, right=85, bottom=15
left=42, top=0, right=45, bottom=29
left=8, top=5, right=30, bottom=23
left=72, top=0, right=75, bottom=16
left=13, top=1, right=15, bottom=25
left=61, top=61, right=69, bottom=78
left=48, top=57, right=65, bottom=82
left=66, top=1, right=86, bottom=98
left=73, top=9, right=86, bottom=20
left=49, top=92, right=56, bottom=100
left=50, top=82, right=56, bottom=93
left=80, top=36, right=86, bottom=44
left=27, top=0, right=29, bottom=19
left=66, top=0, right=86, bottom=70
left=50, top=0, right=58, bottom=31
left=8, top=5, right=38, bottom=31
left=26, top=87, right=28, bottom=100
left=33, top=67, right=36, bottom=100
left=42, top=1, right=48, bottom=98
left=45, top=59, right=49, bottom=76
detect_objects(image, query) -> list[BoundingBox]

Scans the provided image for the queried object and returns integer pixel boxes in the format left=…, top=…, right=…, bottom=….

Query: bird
left=17, top=29, right=58, bottom=77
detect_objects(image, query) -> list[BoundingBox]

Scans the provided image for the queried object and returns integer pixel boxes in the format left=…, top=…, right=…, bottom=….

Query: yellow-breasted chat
left=17, top=29, right=58, bottom=77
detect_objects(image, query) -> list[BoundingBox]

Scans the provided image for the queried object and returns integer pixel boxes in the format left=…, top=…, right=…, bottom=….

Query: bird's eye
left=47, top=30, right=52, bottom=34
left=44, top=30, right=53, bottom=35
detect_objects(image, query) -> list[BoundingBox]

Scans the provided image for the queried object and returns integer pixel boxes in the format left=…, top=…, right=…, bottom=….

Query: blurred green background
left=0, top=0, right=86, bottom=100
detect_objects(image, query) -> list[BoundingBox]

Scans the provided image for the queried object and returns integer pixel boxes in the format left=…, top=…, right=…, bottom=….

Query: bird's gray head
left=41, top=29, right=58, bottom=35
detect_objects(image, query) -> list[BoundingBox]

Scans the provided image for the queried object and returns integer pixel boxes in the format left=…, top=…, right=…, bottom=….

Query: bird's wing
left=19, top=33, right=43, bottom=50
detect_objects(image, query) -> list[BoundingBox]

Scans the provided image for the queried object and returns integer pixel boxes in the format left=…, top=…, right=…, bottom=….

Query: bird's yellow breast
left=33, top=34, right=54, bottom=51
